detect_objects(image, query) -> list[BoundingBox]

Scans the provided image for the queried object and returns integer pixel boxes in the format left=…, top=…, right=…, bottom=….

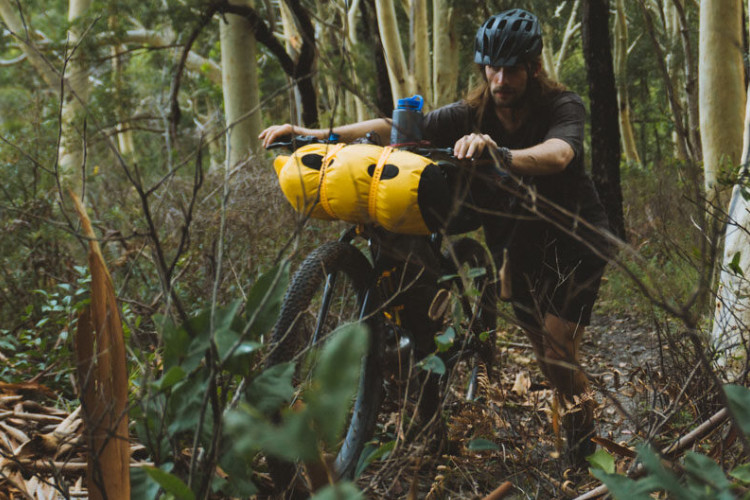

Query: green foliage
left=597, top=158, right=704, bottom=319
left=0, top=265, right=90, bottom=392
left=729, top=252, right=744, bottom=277
left=133, top=264, right=370, bottom=497
left=724, top=385, right=750, bottom=436
left=587, top=449, right=616, bottom=474
left=435, top=326, right=456, bottom=352
left=467, top=438, right=500, bottom=452
left=310, top=482, right=364, bottom=500
left=143, top=466, right=196, bottom=500
left=225, top=322, right=369, bottom=463
left=355, top=440, right=395, bottom=478
left=418, top=354, right=446, bottom=375
left=590, top=385, right=750, bottom=500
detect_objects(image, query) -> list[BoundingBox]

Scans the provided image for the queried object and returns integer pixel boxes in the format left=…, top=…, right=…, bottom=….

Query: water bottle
left=390, top=94, right=424, bottom=146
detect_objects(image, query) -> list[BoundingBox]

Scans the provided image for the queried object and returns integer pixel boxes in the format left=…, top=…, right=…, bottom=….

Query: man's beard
left=491, top=86, right=528, bottom=109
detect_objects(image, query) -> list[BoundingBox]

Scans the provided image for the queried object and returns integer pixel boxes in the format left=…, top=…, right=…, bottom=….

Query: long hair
left=464, top=56, right=566, bottom=129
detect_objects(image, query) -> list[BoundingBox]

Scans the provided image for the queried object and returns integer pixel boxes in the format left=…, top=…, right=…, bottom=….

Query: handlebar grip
left=266, top=134, right=323, bottom=151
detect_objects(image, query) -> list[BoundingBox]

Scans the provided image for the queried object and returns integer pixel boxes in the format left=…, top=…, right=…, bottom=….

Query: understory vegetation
left=2, top=0, right=750, bottom=499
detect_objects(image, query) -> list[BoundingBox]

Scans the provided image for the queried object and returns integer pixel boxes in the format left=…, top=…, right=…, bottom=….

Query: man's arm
left=453, top=133, right=574, bottom=176
left=505, top=138, right=574, bottom=175
left=259, top=119, right=391, bottom=148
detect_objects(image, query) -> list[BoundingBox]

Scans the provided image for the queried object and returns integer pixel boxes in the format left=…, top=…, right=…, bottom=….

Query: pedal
left=428, top=289, right=451, bottom=321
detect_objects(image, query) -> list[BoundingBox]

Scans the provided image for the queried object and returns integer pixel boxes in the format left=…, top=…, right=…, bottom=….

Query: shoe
left=559, top=394, right=597, bottom=468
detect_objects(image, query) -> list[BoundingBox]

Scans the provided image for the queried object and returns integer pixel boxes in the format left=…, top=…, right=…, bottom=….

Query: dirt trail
left=359, top=312, right=666, bottom=499
left=584, top=312, right=663, bottom=443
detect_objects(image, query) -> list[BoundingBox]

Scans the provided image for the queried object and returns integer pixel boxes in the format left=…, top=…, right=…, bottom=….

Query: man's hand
left=453, top=133, right=498, bottom=160
left=259, top=124, right=319, bottom=149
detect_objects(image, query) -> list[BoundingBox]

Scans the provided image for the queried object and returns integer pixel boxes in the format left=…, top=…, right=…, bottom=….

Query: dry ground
left=356, top=311, right=675, bottom=499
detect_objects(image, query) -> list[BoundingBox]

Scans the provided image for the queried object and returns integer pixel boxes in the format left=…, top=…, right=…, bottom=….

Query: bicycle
left=264, top=135, right=504, bottom=496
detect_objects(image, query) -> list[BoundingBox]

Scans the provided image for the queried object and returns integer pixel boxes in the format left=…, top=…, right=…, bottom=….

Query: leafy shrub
left=589, top=384, right=750, bottom=499
left=131, top=264, right=367, bottom=498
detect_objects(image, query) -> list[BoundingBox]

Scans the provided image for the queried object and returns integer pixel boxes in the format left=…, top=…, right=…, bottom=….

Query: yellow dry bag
left=273, top=143, right=457, bottom=235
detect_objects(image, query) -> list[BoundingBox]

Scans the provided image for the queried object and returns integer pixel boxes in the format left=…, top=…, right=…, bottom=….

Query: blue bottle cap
left=396, top=95, right=424, bottom=112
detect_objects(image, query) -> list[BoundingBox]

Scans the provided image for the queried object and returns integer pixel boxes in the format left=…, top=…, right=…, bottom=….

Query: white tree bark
left=346, top=0, right=366, bottom=121
left=432, top=0, right=458, bottom=107
left=374, top=0, right=410, bottom=103
left=671, top=0, right=701, bottom=161
left=554, top=0, right=580, bottom=82
left=409, top=0, right=429, bottom=103
left=699, top=0, right=744, bottom=199
left=111, top=43, right=135, bottom=158
left=280, top=1, right=303, bottom=124
left=59, top=0, right=93, bottom=196
left=665, top=0, right=689, bottom=161
left=614, top=0, right=641, bottom=165
left=542, top=44, right=557, bottom=81
left=220, top=1, right=262, bottom=167
left=0, top=0, right=59, bottom=86
left=711, top=0, right=750, bottom=376
left=117, top=30, right=222, bottom=84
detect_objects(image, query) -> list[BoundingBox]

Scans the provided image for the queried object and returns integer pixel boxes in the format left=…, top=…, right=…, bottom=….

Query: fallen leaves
left=0, top=385, right=86, bottom=498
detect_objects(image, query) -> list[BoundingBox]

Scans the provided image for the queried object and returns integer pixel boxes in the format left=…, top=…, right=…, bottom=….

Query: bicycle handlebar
left=266, top=135, right=509, bottom=176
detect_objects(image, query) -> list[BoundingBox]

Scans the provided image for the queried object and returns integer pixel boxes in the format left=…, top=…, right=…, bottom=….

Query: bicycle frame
left=311, top=223, right=492, bottom=401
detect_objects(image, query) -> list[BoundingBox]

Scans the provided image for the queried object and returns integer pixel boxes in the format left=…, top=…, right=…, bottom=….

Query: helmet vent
left=473, top=9, right=542, bottom=67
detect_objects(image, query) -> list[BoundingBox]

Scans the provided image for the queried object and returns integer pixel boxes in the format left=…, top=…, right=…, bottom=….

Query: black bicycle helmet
left=474, top=9, right=543, bottom=67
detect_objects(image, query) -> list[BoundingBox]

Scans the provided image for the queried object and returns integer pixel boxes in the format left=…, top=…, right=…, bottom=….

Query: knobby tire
left=265, top=241, right=384, bottom=495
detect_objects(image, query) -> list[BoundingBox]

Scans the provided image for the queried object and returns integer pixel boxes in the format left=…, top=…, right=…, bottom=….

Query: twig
left=573, top=408, right=729, bottom=500
left=481, top=481, right=515, bottom=500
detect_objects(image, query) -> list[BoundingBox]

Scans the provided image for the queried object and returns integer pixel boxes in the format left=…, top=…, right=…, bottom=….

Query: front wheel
left=441, top=237, right=498, bottom=400
left=265, top=241, right=384, bottom=493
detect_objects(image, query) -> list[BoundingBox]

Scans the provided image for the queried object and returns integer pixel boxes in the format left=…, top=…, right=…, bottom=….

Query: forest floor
left=0, top=310, right=711, bottom=499
left=357, top=310, right=668, bottom=499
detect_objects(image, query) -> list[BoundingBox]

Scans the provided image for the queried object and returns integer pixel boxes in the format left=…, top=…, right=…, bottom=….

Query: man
left=259, top=9, right=611, bottom=466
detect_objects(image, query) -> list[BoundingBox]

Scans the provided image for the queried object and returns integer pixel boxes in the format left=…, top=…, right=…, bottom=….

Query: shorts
left=505, top=228, right=608, bottom=329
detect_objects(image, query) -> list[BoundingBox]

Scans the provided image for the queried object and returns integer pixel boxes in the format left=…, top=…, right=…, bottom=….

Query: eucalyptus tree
left=220, top=0, right=262, bottom=166
left=637, top=0, right=701, bottom=164
left=432, top=0, right=459, bottom=107
left=541, top=0, right=581, bottom=82
left=708, top=0, right=749, bottom=372
left=699, top=0, right=744, bottom=200
left=613, top=0, right=640, bottom=166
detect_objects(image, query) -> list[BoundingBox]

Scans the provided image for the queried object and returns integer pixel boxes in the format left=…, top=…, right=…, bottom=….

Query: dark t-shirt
left=423, top=91, right=610, bottom=264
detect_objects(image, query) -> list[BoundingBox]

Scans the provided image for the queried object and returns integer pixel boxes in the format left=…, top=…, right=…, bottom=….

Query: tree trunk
left=284, top=0, right=318, bottom=127
left=220, top=0, right=262, bottom=167
left=111, top=43, right=135, bottom=158
left=280, top=1, right=303, bottom=124
left=409, top=0, right=429, bottom=103
left=582, top=0, right=626, bottom=240
left=664, top=0, right=687, bottom=161
left=362, top=0, right=393, bottom=118
left=671, top=0, right=702, bottom=161
left=346, top=0, right=366, bottom=121
left=59, top=0, right=92, bottom=197
left=542, top=44, right=558, bottom=81
left=614, top=0, right=641, bottom=165
left=109, top=14, right=135, bottom=159
left=710, top=0, right=750, bottom=374
left=374, top=0, right=410, bottom=103
left=554, top=0, right=581, bottom=82
left=638, top=0, right=694, bottom=162
left=432, top=0, right=458, bottom=107
left=699, top=0, right=744, bottom=201
left=0, top=0, right=59, bottom=86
